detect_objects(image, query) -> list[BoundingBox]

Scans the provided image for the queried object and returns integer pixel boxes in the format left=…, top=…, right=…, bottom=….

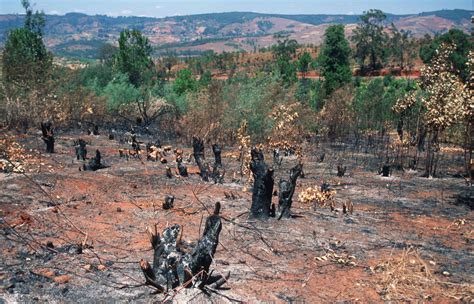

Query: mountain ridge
left=0, top=9, right=471, bottom=59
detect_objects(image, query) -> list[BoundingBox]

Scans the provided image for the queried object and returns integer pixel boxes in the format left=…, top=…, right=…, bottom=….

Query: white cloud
left=73, top=8, right=85, bottom=13
left=48, top=10, right=60, bottom=15
left=155, top=5, right=162, bottom=9
left=121, top=9, right=133, bottom=15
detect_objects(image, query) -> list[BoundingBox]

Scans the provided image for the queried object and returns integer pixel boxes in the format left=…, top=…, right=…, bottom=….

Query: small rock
left=442, top=271, right=451, bottom=276
left=53, top=275, right=70, bottom=284
left=6, top=184, right=20, bottom=191
left=97, top=264, right=106, bottom=271
left=46, top=241, right=54, bottom=248
left=83, top=264, right=92, bottom=271
left=116, top=207, right=122, bottom=212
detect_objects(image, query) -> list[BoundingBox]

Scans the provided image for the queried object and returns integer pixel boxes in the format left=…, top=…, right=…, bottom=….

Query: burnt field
left=1, top=131, right=473, bottom=303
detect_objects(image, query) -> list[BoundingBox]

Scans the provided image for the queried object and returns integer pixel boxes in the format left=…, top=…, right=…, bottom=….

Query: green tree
left=98, top=43, right=118, bottom=64
left=272, top=35, right=298, bottom=86
left=173, top=69, right=197, bottom=95
left=351, top=9, right=388, bottom=72
left=317, top=24, right=352, bottom=95
left=113, top=29, right=153, bottom=87
left=2, top=0, right=51, bottom=87
left=298, top=52, right=312, bottom=77
left=103, top=73, right=140, bottom=111
left=389, top=24, right=416, bottom=70
left=419, top=29, right=472, bottom=80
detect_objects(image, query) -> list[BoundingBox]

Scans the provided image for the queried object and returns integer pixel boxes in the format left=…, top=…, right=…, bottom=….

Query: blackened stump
left=192, top=136, right=209, bottom=181
left=83, top=150, right=106, bottom=171
left=278, top=163, right=303, bottom=219
left=249, top=148, right=274, bottom=220
left=140, top=203, right=223, bottom=291
left=74, top=139, right=87, bottom=161
left=40, top=122, right=55, bottom=153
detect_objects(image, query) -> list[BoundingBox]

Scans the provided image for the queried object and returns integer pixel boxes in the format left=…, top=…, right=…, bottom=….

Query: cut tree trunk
left=278, top=163, right=303, bottom=219
left=249, top=148, right=274, bottom=220
left=193, top=136, right=209, bottom=181
left=140, top=202, right=222, bottom=291
left=40, top=122, right=55, bottom=153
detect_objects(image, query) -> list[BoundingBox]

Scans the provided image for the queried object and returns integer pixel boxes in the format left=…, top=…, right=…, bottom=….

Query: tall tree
left=272, top=35, right=298, bottom=86
left=351, top=9, right=388, bottom=72
left=419, top=29, right=472, bottom=80
left=298, top=51, right=312, bottom=77
left=2, top=0, right=51, bottom=87
left=317, top=24, right=352, bottom=95
left=113, top=29, right=153, bottom=87
left=394, top=43, right=467, bottom=177
left=389, top=24, right=416, bottom=70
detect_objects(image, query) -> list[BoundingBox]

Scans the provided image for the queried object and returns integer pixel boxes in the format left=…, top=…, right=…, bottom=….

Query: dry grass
left=372, top=247, right=474, bottom=302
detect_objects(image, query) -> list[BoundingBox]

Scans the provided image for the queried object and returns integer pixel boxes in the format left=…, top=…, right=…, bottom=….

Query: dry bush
left=0, top=135, right=29, bottom=173
left=299, top=186, right=336, bottom=207
left=180, top=81, right=228, bottom=143
left=372, top=247, right=473, bottom=302
left=268, top=102, right=303, bottom=155
left=319, top=85, right=354, bottom=140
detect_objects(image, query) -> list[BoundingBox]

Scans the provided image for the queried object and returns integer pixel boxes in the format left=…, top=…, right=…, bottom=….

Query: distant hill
left=0, top=10, right=471, bottom=59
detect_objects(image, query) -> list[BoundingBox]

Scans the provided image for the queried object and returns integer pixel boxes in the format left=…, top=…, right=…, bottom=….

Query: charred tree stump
left=140, top=203, right=222, bottom=291
left=163, top=195, right=174, bottom=210
left=212, top=144, right=225, bottom=184
left=177, top=161, right=188, bottom=177
left=381, top=163, right=391, bottom=177
left=273, top=148, right=283, bottom=167
left=82, top=150, right=106, bottom=171
left=165, top=166, right=173, bottom=178
left=87, top=124, right=99, bottom=135
left=318, top=152, right=326, bottom=163
left=40, top=122, right=55, bottom=153
left=249, top=148, right=274, bottom=220
left=337, top=164, right=346, bottom=177
left=74, top=139, right=87, bottom=161
left=192, top=136, right=209, bottom=181
left=212, top=144, right=222, bottom=167
left=278, top=163, right=303, bottom=219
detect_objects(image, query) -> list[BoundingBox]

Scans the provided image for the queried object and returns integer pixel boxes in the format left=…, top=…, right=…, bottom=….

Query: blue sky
left=1, top=0, right=472, bottom=17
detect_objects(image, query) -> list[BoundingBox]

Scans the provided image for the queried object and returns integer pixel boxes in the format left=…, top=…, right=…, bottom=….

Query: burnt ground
left=1, top=132, right=473, bottom=303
